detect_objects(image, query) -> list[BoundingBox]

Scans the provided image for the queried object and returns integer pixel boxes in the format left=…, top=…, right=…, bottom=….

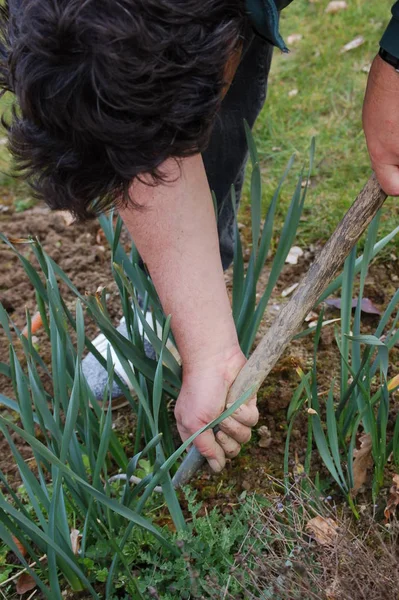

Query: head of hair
left=0, top=0, right=245, bottom=219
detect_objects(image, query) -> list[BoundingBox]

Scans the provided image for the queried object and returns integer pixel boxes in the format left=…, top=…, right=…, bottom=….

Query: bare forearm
left=119, top=154, right=240, bottom=371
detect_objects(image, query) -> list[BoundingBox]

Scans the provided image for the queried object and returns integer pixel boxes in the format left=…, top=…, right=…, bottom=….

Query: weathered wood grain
left=228, top=173, right=386, bottom=402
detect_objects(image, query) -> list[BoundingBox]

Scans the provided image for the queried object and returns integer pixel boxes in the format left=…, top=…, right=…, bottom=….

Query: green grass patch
left=248, top=0, right=399, bottom=249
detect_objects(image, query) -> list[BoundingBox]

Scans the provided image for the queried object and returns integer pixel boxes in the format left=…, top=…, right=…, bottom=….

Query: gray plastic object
left=82, top=319, right=156, bottom=400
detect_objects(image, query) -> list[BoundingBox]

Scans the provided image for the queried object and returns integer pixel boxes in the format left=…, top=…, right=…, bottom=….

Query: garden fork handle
left=172, top=174, right=387, bottom=489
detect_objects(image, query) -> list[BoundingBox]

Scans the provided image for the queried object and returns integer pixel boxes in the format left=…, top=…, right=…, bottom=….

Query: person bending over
left=0, top=0, right=398, bottom=473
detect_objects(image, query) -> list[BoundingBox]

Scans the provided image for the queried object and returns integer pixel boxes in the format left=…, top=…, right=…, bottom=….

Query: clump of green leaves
left=285, top=211, right=399, bottom=512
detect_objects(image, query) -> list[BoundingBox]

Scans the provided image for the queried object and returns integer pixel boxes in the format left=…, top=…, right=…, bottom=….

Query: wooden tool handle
left=229, top=173, right=386, bottom=401
left=173, top=174, right=387, bottom=488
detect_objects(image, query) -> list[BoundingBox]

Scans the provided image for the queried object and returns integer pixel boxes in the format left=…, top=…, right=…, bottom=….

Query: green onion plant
left=0, top=126, right=312, bottom=596
left=285, top=211, right=399, bottom=514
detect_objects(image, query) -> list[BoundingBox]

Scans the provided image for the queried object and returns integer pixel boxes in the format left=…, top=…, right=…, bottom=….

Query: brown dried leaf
left=306, top=516, right=339, bottom=546
left=16, top=572, right=36, bottom=595
left=325, top=297, right=381, bottom=315
left=384, top=474, right=399, bottom=521
left=351, top=433, right=373, bottom=496
left=293, top=451, right=304, bottom=476
left=325, top=1, right=347, bottom=13
left=7, top=237, right=34, bottom=245
left=12, top=535, right=27, bottom=558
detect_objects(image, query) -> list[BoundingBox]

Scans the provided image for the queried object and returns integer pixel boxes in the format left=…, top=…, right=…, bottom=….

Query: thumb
left=373, top=163, right=399, bottom=197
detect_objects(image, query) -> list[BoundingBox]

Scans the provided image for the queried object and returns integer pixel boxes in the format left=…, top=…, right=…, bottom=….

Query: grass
left=249, top=0, right=399, bottom=248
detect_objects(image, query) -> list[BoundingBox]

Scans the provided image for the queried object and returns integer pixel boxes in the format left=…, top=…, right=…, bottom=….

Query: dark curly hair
left=0, top=0, right=246, bottom=219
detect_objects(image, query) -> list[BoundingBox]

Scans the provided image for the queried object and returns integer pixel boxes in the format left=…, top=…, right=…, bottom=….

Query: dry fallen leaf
left=285, top=246, right=304, bottom=265
left=384, top=474, right=399, bottom=521
left=288, top=88, right=299, bottom=98
left=307, top=408, right=318, bottom=415
left=7, top=237, right=34, bottom=245
left=340, top=36, right=365, bottom=54
left=325, top=296, right=381, bottom=315
left=293, top=451, right=304, bottom=476
left=388, top=374, right=399, bottom=392
left=12, top=535, right=27, bottom=558
left=325, top=1, right=347, bottom=13
left=351, top=433, right=373, bottom=496
left=70, top=529, right=81, bottom=555
left=306, top=516, right=339, bottom=546
left=16, top=572, right=36, bottom=595
left=287, top=33, right=303, bottom=45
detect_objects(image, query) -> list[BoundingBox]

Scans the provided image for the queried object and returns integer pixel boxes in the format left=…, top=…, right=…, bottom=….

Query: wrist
left=182, top=342, right=246, bottom=383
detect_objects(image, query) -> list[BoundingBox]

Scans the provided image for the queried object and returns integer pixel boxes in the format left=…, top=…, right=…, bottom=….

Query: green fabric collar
left=245, top=0, right=293, bottom=52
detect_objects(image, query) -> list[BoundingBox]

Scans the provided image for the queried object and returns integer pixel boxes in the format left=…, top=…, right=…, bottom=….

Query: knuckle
left=176, top=413, right=199, bottom=435
left=196, top=444, right=214, bottom=459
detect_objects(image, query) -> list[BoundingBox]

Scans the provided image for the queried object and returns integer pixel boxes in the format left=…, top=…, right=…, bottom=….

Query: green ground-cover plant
left=7, top=478, right=396, bottom=600
left=285, top=211, right=399, bottom=513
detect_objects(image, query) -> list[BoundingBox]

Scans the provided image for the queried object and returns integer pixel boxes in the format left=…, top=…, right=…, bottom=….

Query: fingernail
left=208, top=459, right=222, bottom=473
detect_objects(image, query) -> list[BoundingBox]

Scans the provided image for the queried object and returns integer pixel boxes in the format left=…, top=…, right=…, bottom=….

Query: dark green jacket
left=247, top=0, right=399, bottom=59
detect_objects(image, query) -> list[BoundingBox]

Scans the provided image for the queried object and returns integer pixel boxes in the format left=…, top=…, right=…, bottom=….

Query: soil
left=1, top=200, right=399, bottom=505
left=0, top=203, right=127, bottom=483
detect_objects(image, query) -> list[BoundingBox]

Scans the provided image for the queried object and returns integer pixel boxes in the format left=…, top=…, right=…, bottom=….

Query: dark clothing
left=380, top=2, right=399, bottom=59
left=203, top=31, right=273, bottom=270
left=209, top=0, right=399, bottom=270
left=245, top=0, right=399, bottom=58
